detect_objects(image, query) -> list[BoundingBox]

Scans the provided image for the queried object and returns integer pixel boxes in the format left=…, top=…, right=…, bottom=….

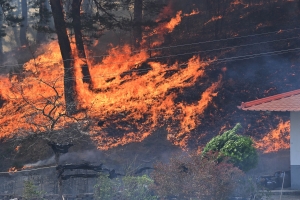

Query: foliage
left=94, top=173, right=116, bottom=200
left=23, top=180, right=44, bottom=200
left=152, top=152, right=243, bottom=200
left=122, top=175, right=156, bottom=200
left=203, top=123, right=258, bottom=172
left=94, top=173, right=157, bottom=200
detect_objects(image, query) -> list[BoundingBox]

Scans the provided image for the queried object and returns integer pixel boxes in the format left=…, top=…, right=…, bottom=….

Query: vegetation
left=203, top=123, right=258, bottom=172
left=152, top=152, right=243, bottom=200
left=22, top=180, right=44, bottom=200
left=94, top=173, right=157, bottom=200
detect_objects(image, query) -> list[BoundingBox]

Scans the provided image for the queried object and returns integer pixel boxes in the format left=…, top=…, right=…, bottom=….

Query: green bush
left=94, top=173, right=117, bottom=200
left=122, top=175, right=156, bottom=200
left=203, top=123, right=258, bottom=172
left=23, top=180, right=44, bottom=200
left=94, top=173, right=157, bottom=200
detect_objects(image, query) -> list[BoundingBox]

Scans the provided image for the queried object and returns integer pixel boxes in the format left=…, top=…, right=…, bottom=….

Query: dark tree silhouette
left=71, top=0, right=92, bottom=85
left=49, top=0, right=77, bottom=114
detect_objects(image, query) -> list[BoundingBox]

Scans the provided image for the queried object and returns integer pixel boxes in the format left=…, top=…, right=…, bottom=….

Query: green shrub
left=94, top=173, right=157, bottom=200
left=23, top=180, right=44, bottom=200
left=203, top=123, right=258, bottom=172
left=94, top=173, right=118, bottom=200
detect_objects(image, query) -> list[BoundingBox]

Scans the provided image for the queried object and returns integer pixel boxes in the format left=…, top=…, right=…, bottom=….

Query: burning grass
left=0, top=39, right=220, bottom=150
left=255, top=120, right=290, bottom=153
left=0, top=0, right=297, bottom=158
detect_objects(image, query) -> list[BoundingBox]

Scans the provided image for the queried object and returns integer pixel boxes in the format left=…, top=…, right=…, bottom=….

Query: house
left=239, top=89, right=300, bottom=189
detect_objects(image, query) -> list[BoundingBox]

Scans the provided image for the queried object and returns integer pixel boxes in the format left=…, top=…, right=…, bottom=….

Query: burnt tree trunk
left=20, top=0, right=27, bottom=46
left=36, top=0, right=48, bottom=43
left=133, top=0, right=143, bottom=49
left=50, top=0, right=77, bottom=114
left=72, top=0, right=92, bottom=85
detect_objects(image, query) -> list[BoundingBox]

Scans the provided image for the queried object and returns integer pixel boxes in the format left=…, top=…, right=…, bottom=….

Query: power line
left=90, top=26, right=300, bottom=57
left=132, top=27, right=300, bottom=52
left=0, top=26, right=299, bottom=69
left=214, top=47, right=299, bottom=63
left=59, top=47, right=300, bottom=81
left=0, top=35, right=298, bottom=76
left=0, top=46, right=298, bottom=91
left=2, top=46, right=300, bottom=81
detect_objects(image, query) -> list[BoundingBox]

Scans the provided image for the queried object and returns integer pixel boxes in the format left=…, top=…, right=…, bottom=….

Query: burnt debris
left=97, top=120, right=105, bottom=127
left=179, top=164, right=188, bottom=173
left=56, top=163, right=103, bottom=172
left=56, top=163, right=124, bottom=180
left=61, top=174, right=98, bottom=180
left=134, top=167, right=154, bottom=174
left=47, top=141, right=73, bottom=154
left=103, top=169, right=124, bottom=179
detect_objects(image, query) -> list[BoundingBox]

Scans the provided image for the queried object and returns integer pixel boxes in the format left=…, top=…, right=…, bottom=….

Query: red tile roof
left=238, top=89, right=300, bottom=111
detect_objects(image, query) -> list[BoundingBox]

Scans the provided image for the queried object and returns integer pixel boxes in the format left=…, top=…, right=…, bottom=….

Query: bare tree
left=16, top=78, right=91, bottom=143
left=9, top=77, right=92, bottom=200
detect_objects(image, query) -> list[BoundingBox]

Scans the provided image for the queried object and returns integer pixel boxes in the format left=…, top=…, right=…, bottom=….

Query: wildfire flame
left=8, top=167, right=17, bottom=173
left=0, top=6, right=291, bottom=155
left=184, top=9, right=200, bottom=17
left=0, top=44, right=219, bottom=149
left=255, top=120, right=290, bottom=153
left=0, top=9, right=220, bottom=150
left=143, top=9, right=200, bottom=48
left=204, top=16, right=223, bottom=26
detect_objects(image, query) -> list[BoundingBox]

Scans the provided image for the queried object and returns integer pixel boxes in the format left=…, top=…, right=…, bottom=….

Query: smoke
left=0, top=52, right=20, bottom=75
left=59, top=150, right=104, bottom=164
left=23, top=156, right=56, bottom=168
left=23, top=150, right=105, bottom=169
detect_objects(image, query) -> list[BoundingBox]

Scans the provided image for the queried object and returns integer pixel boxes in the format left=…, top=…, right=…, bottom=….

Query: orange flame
left=143, top=9, right=199, bottom=48
left=8, top=167, right=17, bottom=173
left=204, top=16, right=223, bottom=26
left=15, top=145, right=21, bottom=152
left=255, top=120, right=290, bottom=153
left=0, top=10, right=221, bottom=150
left=165, top=11, right=182, bottom=32
left=184, top=9, right=200, bottom=17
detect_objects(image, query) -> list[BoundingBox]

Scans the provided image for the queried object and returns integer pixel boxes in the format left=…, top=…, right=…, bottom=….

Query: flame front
left=8, top=167, right=17, bottom=173
left=255, top=120, right=290, bottom=153
left=0, top=10, right=222, bottom=150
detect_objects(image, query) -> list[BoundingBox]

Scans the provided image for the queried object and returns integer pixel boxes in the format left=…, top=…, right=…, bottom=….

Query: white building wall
left=290, top=112, right=300, bottom=165
left=290, top=111, right=300, bottom=189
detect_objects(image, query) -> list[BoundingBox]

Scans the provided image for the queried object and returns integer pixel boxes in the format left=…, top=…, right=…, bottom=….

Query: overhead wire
left=0, top=46, right=298, bottom=91
left=0, top=34, right=299, bottom=76
left=0, top=26, right=299, bottom=69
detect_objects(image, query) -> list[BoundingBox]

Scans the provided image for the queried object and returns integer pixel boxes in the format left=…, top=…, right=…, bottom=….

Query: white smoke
left=23, top=150, right=104, bottom=169
left=23, top=155, right=56, bottom=169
